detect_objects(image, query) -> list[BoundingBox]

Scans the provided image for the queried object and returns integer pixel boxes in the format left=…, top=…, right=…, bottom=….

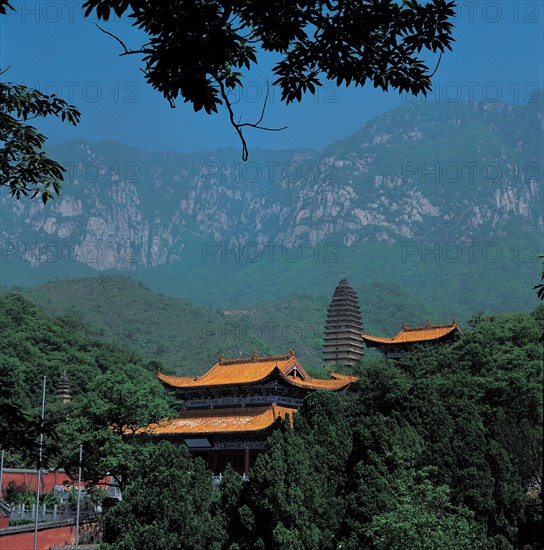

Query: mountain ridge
left=1, top=96, right=541, bottom=316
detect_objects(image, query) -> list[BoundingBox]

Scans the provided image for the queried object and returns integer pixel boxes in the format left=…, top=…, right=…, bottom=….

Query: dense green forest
left=1, top=237, right=538, bottom=322
left=103, top=307, right=544, bottom=549
left=132, top=237, right=540, bottom=319
left=0, top=293, right=542, bottom=548
left=1, top=275, right=439, bottom=375
left=0, top=293, right=172, bottom=479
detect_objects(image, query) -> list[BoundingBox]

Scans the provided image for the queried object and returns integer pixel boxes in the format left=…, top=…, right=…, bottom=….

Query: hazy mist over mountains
left=1, top=96, right=542, bottom=325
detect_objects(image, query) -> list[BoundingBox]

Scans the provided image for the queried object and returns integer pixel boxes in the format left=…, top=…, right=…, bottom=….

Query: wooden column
left=212, top=451, right=218, bottom=476
left=244, top=449, right=250, bottom=475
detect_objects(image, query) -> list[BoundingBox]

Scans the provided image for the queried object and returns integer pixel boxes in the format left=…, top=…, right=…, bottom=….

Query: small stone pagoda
left=56, top=371, right=72, bottom=404
left=323, top=278, right=364, bottom=367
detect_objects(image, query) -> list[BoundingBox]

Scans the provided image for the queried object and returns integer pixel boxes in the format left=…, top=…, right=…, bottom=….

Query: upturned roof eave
left=362, top=324, right=460, bottom=345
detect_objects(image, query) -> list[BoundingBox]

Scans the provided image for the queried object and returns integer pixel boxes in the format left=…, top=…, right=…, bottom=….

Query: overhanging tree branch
left=95, top=24, right=147, bottom=57
left=215, top=77, right=287, bottom=161
left=83, top=0, right=456, bottom=162
left=0, top=82, right=81, bottom=202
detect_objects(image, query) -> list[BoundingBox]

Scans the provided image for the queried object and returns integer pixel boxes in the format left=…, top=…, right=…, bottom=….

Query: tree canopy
left=0, top=1, right=81, bottom=201
left=1, top=293, right=540, bottom=547
left=101, top=442, right=226, bottom=549
left=58, top=369, right=174, bottom=491
left=80, top=0, right=455, bottom=108
left=0, top=0, right=456, bottom=200
left=0, top=81, right=80, bottom=203
left=81, top=0, right=456, bottom=159
left=0, top=292, right=172, bottom=482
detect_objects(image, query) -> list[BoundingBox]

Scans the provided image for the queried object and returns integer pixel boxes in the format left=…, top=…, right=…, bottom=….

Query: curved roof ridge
left=157, top=371, right=197, bottom=385
left=145, top=404, right=298, bottom=435
left=403, top=320, right=458, bottom=332
left=157, top=352, right=299, bottom=388
left=220, top=351, right=295, bottom=365
left=157, top=351, right=358, bottom=390
left=330, top=372, right=356, bottom=381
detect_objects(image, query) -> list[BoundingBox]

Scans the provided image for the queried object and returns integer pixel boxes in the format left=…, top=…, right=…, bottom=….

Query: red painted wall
left=1, top=469, right=72, bottom=494
left=1, top=469, right=114, bottom=497
left=0, top=516, right=9, bottom=528
left=0, top=523, right=75, bottom=550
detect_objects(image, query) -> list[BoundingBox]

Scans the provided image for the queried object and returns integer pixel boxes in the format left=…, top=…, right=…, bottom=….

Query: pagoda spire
left=323, top=278, right=364, bottom=367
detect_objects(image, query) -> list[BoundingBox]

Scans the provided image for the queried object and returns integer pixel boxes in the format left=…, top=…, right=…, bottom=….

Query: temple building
left=150, top=350, right=356, bottom=475
left=323, top=278, right=364, bottom=367
left=362, top=320, right=461, bottom=359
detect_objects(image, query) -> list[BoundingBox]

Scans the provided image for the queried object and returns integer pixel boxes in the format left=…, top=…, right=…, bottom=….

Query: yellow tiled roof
left=280, top=371, right=356, bottom=390
left=158, top=352, right=296, bottom=387
left=158, top=350, right=356, bottom=391
left=362, top=321, right=460, bottom=345
left=146, top=404, right=297, bottom=435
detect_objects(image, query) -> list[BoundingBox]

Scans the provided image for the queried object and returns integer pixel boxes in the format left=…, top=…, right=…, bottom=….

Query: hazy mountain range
left=1, top=94, right=542, bottom=322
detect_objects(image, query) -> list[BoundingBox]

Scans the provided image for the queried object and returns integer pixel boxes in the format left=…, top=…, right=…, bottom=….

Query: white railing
left=9, top=503, right=99, bottom=522
left=212, top=473, right=250, bottom=485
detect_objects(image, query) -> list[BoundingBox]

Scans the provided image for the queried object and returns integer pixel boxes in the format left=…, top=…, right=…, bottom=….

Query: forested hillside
left=2, top=292, right=540, bottom=547
left=1, top=275, right=438, bottom=374
left=0, top=292, right=171, bottom=474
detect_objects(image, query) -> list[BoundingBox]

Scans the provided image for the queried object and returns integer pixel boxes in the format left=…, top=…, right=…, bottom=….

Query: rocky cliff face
left=1, top=97, right=542, bottom=271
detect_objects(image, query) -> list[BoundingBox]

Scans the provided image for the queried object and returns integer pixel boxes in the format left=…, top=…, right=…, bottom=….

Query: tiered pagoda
left=362, top=320, right=461, bottom=359
left=56, top=371, right=72, bottom=404
left=323, top=278, right=364, bottom=366
left=150, top=350, right=356, bottom=475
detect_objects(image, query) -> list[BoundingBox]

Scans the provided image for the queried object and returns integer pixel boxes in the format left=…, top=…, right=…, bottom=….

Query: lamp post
left=33, top=376, right=46, bottom=550
left=75, top=444, right=83, bottom=549
left=0, top=448, right=4, bottom=498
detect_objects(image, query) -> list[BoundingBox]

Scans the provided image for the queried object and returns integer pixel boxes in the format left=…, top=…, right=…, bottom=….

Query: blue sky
left=1, top=1, right=543, bottom=154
